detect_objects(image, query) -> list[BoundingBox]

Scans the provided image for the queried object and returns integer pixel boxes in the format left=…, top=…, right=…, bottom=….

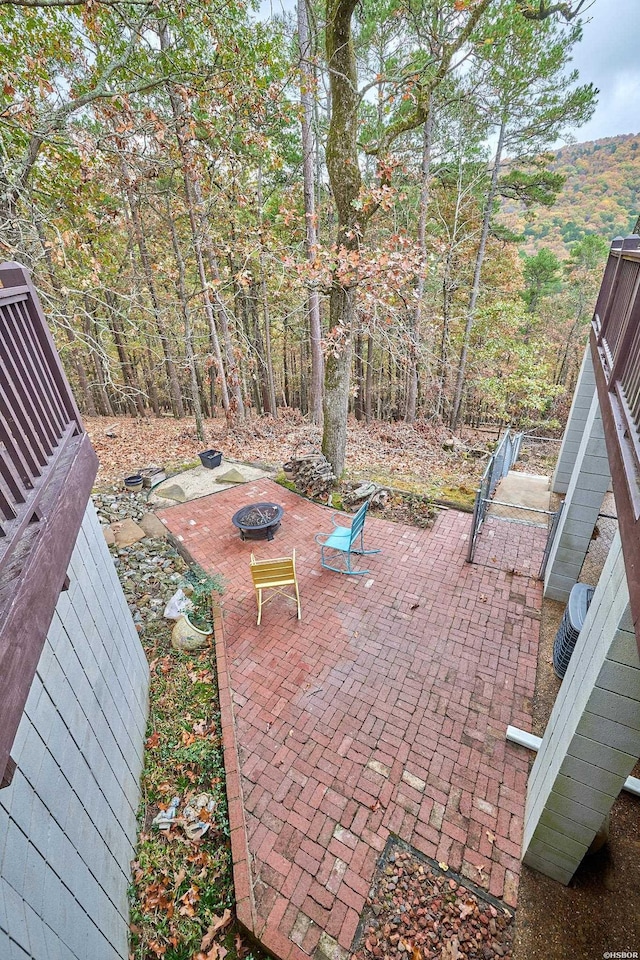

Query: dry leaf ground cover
left=84, top=413, right=482, bottom=505
left=354, top=841, right=513, bottom=960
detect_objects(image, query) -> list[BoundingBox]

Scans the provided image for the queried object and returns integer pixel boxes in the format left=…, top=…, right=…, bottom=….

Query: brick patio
left=159, top=480, right=542, bottom=959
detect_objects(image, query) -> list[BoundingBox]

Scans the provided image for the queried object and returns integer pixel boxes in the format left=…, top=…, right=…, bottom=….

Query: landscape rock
left=102, top=525, right=115, bottom=546
left=140, top=513, right=169, bottom=539
left=216, top=467, right=247, bottom=483
left=111, top=518, right=146, bottom=547
left=158, top=483, right=187, bottom=503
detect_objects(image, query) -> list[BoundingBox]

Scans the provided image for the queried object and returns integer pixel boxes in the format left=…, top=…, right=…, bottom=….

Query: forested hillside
left=512, top=134, right=639, bottom=255
left=0, top=0, right=607, bottom=479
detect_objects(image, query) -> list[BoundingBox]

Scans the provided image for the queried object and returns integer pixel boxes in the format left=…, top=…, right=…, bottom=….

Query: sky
left=566, top=0, right=640, bottom=142
left=258, top=0, right=640, bottom=144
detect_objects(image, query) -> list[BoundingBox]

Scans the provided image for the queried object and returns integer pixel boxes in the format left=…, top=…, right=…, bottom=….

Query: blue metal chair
left=315, top=500, right=380, bottom=575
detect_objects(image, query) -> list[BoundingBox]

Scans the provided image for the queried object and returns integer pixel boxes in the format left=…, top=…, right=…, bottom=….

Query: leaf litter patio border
left=352, top=836, right=514, bottom=960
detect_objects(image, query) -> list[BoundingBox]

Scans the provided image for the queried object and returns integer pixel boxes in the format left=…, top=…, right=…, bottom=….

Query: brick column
left=522, top=532, right=640, bottom=883
left=552, top=345, right=597, bottom=494
left=544, top=388, right=610, bottom=602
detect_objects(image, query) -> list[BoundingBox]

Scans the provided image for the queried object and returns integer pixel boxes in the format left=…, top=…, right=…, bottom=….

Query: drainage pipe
left=506, top=725, right=640, bottom=798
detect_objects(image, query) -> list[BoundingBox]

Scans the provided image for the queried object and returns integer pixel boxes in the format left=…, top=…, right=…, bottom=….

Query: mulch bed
left=353, top=840, right=514, bottom=960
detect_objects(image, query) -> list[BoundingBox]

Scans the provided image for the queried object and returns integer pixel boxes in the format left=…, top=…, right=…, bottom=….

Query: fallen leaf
left=459, top=898, right=475, bottom=920
left=441, top=937, right=461, bottom=960
left=201, top=909, right=232, bottom=949
left=370, top=799, right=381, bottom=812
left=486, top=830, right=496, bottom=844
left=173, top=868, right=186, bottom=888
left=411, top=948, right=422, bottom=960
left=178, top=885, right=200, bottom=917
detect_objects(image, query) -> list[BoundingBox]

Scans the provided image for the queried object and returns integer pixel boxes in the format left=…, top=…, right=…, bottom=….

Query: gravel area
left=353, top=841, right=514, bottom=960
left=93, top=488, right=191, bottom=632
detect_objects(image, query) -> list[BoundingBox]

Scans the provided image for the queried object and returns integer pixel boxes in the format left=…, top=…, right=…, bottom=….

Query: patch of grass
left=129, top=620, right=265, bottom=960
left=274, top=471, right=297, bottom=493
left=349, top=469, right=477, bottom=513
left=435, top=482, right=477, bottom=510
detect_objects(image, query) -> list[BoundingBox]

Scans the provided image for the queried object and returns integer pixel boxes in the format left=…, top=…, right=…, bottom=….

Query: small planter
left=124, top=474, right=144, bottom=492
left=171, top=614, right=212, bottom=652
left=198, top=449, right=223, bottom=469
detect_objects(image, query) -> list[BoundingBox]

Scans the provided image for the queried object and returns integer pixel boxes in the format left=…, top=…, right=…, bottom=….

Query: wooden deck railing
left=0, top=262, right=98, bottom=788
left=591, top=235, right=640, bottom=649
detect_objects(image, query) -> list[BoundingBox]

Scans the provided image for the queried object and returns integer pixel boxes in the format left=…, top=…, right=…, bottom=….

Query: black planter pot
left=124, top=474, right=144, bottom=491
left=198, top=449, right=223, bottom=469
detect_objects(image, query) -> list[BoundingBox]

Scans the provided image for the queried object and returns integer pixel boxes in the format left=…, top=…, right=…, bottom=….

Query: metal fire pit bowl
left=231, top=502, right=283, bottom=541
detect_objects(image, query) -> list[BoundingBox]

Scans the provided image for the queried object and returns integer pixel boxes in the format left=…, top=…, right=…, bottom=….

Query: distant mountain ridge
left=508, top=133, right=640, bottom=257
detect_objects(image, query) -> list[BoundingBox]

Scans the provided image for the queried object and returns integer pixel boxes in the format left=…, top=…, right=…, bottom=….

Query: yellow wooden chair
left=249, top=550, right=301, bottom=625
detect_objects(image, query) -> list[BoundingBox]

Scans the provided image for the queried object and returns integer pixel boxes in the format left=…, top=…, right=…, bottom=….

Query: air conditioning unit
left=553, top=582, right=595, bottom=679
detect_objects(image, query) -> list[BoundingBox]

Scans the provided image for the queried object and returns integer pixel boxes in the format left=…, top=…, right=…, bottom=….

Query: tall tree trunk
left=119, top=167, right=185, bottom=417
left=437, top=263, right=452, bottom=419
left=85, top=312, right=114, bottom=416
left=298, top=0, right=323, bottom=424
left=191, top=175, right=245, bottom=416
left=184, top=181, right=230, bottom=413
left=36, top=226, right=97, bottom=416
left=323, top=286, right=355, bottom=473
left=142, top=333, right=161, bottom=416
left=283, top=313, right=291, bottom=407
left=300, top=338, right=308, bottom=414
left=167, top=208, right=205, bottom=442
left=406, top=108, right=434, bottom=422
left=237, top=275, right=260, bottom=414
left=450, top=119, right=506, bottom=429
left=158, top=23, right=232, bottom=415
left=354, top=328, right=364, bottom=421
left=322, top=0, right=362, bottom=477
left=249, top=277, right=273, bottom=414
left=365, top=333, right=373, bottom=423
left=256, top=169, right=277, bottom=416
left=102, top=292, right=146, bottom=417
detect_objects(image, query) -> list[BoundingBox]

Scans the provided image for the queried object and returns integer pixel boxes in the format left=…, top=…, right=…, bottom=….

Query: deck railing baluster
left=0, top=261, right=99, bottom=790
left=591, top=235, right=640, bottom=654
left=13, top=297, right=70, bottom=434
left=5, top=300, right=65, bottom=445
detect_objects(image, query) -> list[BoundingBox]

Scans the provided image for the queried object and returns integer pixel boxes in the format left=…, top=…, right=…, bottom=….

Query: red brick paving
left=472, top=515, right=549, bottom=578
left=159, top=480, right=541, bottom=958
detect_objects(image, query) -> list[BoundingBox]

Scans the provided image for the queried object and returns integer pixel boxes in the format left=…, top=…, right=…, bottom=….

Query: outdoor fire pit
left=231, top=502, right=283, bottom=541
